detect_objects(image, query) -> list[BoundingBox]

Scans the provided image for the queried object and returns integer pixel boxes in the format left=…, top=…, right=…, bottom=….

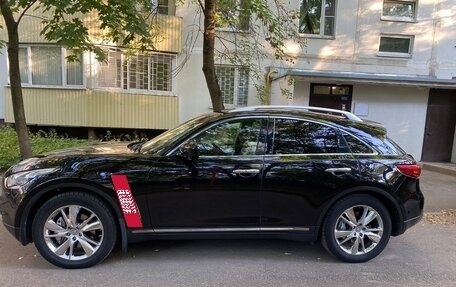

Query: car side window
left=271, top=118, right=339, bottom=154
left=193, top=118, right=267, bottom=156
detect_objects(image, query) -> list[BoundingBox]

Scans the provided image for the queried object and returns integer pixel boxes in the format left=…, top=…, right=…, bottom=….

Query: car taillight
left=396, top=164, right=421, bottom=178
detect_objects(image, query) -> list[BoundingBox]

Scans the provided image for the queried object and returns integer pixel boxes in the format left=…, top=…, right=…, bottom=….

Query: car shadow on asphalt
left=105, top=239, right=337, bottom=265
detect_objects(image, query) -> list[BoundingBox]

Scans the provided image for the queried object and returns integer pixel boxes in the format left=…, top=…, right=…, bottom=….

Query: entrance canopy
left=271, top=68, right=456, bottom=89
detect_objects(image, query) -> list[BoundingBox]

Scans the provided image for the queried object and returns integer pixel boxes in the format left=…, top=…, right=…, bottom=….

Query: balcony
left=0, top=6, right=183, bottom=54
left=4, top=87, right=179, bottom=130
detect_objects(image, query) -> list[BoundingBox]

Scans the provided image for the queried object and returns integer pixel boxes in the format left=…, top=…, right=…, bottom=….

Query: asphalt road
left=0, top=170, right=455, bottom=287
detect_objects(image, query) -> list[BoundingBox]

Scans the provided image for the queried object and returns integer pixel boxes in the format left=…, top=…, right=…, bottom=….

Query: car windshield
left=140, top=113, right=220, bottom=155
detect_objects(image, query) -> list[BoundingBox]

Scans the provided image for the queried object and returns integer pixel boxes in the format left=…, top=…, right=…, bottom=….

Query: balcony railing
left=4, top=87, right=179, bottom=130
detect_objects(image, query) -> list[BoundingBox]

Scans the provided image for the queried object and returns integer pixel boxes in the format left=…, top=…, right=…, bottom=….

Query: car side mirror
left=178, top=139, right=199, bottom=161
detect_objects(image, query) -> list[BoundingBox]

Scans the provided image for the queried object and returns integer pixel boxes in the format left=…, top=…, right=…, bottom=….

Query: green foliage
left=0, top=126, right=19, bottom=171
left=1, top=0, right=154, bottom=62
left=98, top=130, right=149, bottom=142
left=0, top=126, right=90, bottom=170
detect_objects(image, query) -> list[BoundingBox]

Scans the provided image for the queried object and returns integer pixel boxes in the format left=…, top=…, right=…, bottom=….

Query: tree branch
left=16, top=0, right=39, bottom=26
left=197, top=0, right=206, bottom=17
left=215, top=34, right=237, bottom=46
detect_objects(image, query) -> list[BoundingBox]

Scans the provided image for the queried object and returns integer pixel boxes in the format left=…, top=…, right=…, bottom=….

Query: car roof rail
left=229, top=105, right=363, bottom=122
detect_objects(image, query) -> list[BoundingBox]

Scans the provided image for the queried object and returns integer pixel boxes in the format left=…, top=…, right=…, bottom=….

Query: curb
left=421, top=163, right=456, bottom=177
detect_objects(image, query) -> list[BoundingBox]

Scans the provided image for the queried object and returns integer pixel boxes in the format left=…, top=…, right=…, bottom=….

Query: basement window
left=378, top=35, right=414, bottom=58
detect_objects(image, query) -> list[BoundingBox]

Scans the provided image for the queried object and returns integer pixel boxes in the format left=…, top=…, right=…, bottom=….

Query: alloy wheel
left=334, top=205, right=384, bottom=255
left=43, top=205, right=104, bottom=261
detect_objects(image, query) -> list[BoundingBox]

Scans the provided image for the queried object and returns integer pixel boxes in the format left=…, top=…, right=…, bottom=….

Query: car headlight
left=4, top=168, right=58, bottom=189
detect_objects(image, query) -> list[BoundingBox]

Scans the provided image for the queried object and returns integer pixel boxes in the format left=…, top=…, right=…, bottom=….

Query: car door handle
left=325, top=167, right=352, bottom=176
left=232, top=169, right=260, bottom=175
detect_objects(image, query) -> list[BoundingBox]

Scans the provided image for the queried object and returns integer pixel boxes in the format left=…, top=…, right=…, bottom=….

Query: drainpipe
left=263, top=68, right=278, bottom=105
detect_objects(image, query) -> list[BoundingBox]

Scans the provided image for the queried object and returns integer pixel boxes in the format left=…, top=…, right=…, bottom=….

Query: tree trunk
left=0, top=1, right=33, bottom=159
left=202, top=0, right=224, bottom=112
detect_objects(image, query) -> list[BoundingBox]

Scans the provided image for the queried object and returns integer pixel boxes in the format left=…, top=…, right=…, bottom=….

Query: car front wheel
left=322, top=195, right=392, bottom=262
left=32, top=192, right=117, bottom=268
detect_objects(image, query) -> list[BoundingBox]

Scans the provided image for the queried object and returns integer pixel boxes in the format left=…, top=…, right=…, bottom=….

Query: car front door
left=145, top=117, right=268, bottom=230
left=261, top=117, right=360, bottom=233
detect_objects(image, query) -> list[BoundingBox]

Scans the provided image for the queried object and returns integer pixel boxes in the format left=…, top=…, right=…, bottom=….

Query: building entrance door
left=309, top=84, right=353, bottom=111
left=421, top=89, right=456, bottom=162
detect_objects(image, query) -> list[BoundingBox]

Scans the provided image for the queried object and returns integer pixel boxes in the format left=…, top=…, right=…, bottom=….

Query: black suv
left=0, top=106, right=424, bottom=268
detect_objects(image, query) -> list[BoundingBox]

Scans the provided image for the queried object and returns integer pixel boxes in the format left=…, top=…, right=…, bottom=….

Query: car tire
left=321, top=194, right=392, bottom=263
left=32, top=192, right=117, bottom=269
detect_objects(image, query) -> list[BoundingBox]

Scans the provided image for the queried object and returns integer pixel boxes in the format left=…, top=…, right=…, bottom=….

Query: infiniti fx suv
left=0, top=106, right=424, bottom=268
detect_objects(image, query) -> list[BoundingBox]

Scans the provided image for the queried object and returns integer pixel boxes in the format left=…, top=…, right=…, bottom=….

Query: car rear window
left=342, top=133, right=375, bottom=154
left=347, top=134, right=405, bottom=155
left=377, top=137, right=406, bottom=155
left=341, top=126, right=405, bottom=156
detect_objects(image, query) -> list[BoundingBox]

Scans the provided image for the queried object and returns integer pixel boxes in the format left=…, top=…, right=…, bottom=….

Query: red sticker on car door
left=111, top=174, right=143, bottom=228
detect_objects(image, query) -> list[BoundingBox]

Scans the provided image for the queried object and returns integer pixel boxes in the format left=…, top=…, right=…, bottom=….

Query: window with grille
left=97, top=49, right=173, bottom=92
left=215, top=65, right=249, bottom=107
left=17, top=46, right=83, bottom=86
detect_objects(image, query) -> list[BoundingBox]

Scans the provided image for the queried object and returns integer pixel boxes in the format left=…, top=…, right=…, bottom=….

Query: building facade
left=267, top=0, right=456, bottom=163
left=1, top=0, right=455, bottom=162
left=0, top=2, right=183, bottom=133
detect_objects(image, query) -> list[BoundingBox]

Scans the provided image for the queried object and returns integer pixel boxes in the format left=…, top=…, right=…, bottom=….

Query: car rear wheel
left=32, top=192, right=117, bottom=269
left=322, top=195, right=392, bottom=262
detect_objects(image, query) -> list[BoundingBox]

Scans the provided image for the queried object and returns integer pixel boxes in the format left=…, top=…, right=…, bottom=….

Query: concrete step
left=421, top=162, right=456, bottom=177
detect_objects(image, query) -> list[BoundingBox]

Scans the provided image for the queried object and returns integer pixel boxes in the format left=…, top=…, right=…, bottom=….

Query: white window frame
left=13, top=45, right=85, bottom=88
left=299, top=0, right=336, bottom=39
left=377, top=34, right=414, bottom=58
left=96, top=48, right=174, bottom=95
left=381, top=0, right=417, bottom=23
left=215, top=65, right=249, bottom=108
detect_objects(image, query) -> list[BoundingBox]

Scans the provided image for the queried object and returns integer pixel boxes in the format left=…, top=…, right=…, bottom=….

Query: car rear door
left=145, top=116, right=268, bottom=230
left=260, top=117, right=360, bottom=232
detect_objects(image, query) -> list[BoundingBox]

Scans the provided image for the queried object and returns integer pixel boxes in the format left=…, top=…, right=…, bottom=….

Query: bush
left=0, top=126, right=19, bottom=171
left=0, top=126, right=90, bottom=170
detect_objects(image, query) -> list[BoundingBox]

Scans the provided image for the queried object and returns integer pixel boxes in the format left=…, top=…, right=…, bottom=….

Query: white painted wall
left=352, top=85, right=429, bottom=160
left=0, top=46, right=7, bottom=120
left=175, top=53, right=212, bottom=122
left=433, top=0, right=456, bottom=79
left=270, top=76, right=296, bottom=106
left=289, top=80, right=310, bottom=106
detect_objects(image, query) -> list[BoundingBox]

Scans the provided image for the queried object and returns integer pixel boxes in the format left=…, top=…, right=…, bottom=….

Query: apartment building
left=1, top=0, right=455, bottom=162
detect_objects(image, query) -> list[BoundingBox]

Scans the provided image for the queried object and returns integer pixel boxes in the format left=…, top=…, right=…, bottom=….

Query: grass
left=0, top=126, right=91, bottom=170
